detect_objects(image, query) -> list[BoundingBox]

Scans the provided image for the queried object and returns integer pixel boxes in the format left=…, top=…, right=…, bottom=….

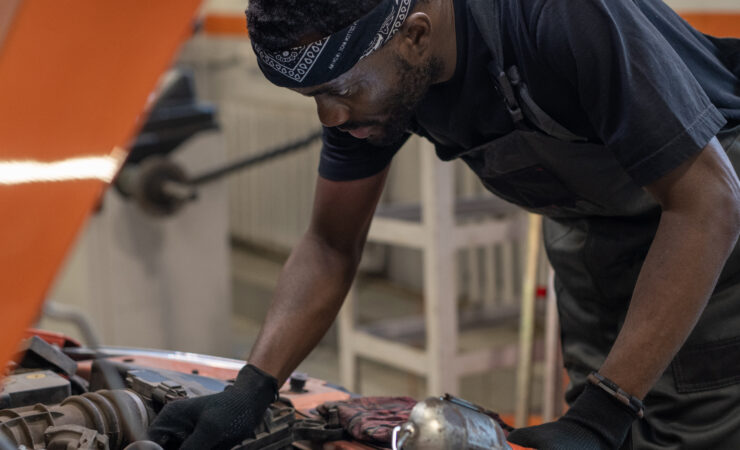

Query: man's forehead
left=292, top=67, right=358, bottom=96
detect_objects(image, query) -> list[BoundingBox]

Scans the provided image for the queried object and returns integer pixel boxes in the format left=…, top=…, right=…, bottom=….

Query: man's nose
left=315, top=96, right=350, bottom=128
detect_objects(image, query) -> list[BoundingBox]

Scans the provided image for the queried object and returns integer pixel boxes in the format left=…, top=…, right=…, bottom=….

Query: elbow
left=709, top=180, right=740, bottom=242
left=714, top=143, right=740, bottom=237
left=723, top=169, right=740, bottom=236
left=725, top=197, right=740, bottom=242
left=303, top=231, right=363, bottom=277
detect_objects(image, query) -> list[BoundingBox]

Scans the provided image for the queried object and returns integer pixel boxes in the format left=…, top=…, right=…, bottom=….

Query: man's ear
left=396, top=12, right=433, bottom=63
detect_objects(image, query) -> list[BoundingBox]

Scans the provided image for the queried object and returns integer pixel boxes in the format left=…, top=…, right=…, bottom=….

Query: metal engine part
left=0, top=371, right=71, bottom=410
left=235, top=403, right=345, bottom=450
left=2, top=342, right=349, bottom=450
left=392, top=395, right=512, bottom=450
left=0, top=389, right=149, bottom=449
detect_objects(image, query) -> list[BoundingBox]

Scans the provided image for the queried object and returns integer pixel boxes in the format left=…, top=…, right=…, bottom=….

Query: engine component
left=88, top=360, right=228, bottom=401
left=3, top=341, right=354, bottom=450
left=16, top=335, right=78, bottom=377
left=124, top=368, right=228, bottom=404
left=289, top=372, right=308, bottom=393
left=234, top=403, right=345, bottom=450
left=0, top=389, right=149, bottom=449
left=391, top=395, right=512, bottom=450
left=0, top=371, right=70, bottom=409
left=45, top=425, right=109, bottom=449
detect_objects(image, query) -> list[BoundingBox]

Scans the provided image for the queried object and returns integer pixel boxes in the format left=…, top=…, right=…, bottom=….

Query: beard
left=366, top=54, right=443, bottom=147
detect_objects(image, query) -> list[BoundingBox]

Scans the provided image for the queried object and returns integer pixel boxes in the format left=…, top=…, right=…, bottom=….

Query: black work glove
left=507, top=383, right=638, bottom=450
left=148, top=364, right=278, bottom=450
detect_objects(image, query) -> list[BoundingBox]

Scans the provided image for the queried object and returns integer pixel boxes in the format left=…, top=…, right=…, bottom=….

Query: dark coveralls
left=319, top=0, right=740, bottom=447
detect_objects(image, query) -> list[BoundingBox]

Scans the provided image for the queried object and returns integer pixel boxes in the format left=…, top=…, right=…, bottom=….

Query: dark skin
left=249, top=0, right=740, bottom=410
left=605, top=139, right=740, bottom=398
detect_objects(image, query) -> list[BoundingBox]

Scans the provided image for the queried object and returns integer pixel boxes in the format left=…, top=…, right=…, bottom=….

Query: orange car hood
left=0, top=0, right=203, bottom=372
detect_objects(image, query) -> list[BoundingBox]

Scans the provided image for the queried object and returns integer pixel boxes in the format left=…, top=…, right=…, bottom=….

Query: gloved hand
left=507, top=383, right=638, bottom=450
left=148, top=364, right=278, bottom=450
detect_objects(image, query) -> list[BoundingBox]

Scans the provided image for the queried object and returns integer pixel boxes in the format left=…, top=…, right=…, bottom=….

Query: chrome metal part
left=391, top=396, right=512, bottom=450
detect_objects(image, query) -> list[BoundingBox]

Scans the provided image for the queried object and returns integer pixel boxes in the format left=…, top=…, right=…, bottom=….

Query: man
left=149, top=0, right=740, bottom=448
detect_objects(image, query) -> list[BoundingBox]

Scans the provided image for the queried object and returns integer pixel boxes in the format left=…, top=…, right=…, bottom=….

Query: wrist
left=587, top=371, right=644, bottom=418
left=568, top=382, right=640, bottom=422
left=235, top=364, right=279, bottom=401
left=554, top=382, right=640, bottom=448
left=508, top=381, right=639, bottom=449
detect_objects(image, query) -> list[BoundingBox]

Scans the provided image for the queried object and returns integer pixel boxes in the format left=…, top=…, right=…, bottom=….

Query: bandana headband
left=252, top=0, right=418, bottom=88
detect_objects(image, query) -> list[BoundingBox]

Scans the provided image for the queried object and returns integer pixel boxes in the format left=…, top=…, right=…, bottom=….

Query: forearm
left=247, top=233, right=360, bottom=383
left=600, top=200, right=740, bottom=398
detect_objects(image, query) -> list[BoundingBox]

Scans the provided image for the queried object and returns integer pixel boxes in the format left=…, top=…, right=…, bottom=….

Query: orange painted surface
left=499, top=414, right=543, bottom=428
left=200, top=11, right=740, bottom=38
left=279, top=377, right=352, bottom=415
left=682, top=13, right=740, bottom=37
left=203, top=13, right=249, bottom=36
left=0, top=0, right=202, bottom=375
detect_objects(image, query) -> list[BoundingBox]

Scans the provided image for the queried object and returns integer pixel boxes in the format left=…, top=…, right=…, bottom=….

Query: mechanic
left=149, top=0, right=740, bottom=448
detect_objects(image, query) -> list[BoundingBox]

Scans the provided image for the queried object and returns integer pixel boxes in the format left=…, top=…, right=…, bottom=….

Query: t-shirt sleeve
left=318, top=126, right=408, bottom=181
left=534, top=0, right=727, bottom=186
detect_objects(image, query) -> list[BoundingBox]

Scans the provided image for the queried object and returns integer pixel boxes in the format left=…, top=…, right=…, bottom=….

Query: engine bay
left=0, top=331, right=365, bottom=450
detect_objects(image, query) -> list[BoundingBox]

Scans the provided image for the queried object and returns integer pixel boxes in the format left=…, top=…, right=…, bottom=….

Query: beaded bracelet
left=587, top=371, right=645, bottom=419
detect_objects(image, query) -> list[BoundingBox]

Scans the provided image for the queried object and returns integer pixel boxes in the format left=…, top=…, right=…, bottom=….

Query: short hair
left=246, top=0, right=383, bottom=51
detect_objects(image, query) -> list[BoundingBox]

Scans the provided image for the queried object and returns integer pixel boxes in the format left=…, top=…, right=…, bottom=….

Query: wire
left=190, top=129, right=322, bottom=186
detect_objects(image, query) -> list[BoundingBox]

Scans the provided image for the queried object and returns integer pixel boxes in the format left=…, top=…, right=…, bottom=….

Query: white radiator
left=179, top=37, right=323, bottom=251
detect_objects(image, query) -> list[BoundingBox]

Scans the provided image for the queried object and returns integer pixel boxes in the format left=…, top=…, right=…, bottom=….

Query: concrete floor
left=229, top=246, right=544, bottom=416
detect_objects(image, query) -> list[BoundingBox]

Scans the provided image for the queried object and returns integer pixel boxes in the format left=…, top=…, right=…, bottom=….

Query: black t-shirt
left=318, top=0, right=740, bottom=186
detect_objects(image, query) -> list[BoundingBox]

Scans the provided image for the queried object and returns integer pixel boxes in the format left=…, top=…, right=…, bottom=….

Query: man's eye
left=335, top=87, right=352, bottom=97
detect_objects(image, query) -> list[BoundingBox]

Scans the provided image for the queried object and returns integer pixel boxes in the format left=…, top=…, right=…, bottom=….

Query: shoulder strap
left=468, top=0, right=525, bottom=126
left=467, top=0, right=504, bottom=73
left=468, top=0, right=587, bottom=142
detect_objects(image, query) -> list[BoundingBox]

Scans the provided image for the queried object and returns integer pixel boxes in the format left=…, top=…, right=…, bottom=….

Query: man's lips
left=347, top=126, right=373, bottom=139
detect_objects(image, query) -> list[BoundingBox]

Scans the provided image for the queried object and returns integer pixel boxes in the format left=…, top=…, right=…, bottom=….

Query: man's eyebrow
left=301, top=86, right=333, bottom=97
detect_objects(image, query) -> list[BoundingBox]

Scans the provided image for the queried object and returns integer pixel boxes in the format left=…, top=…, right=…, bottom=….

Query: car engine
left=0, top=333, right=349, bottom=450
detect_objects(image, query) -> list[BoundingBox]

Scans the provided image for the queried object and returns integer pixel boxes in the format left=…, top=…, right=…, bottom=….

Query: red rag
left=317, top=396, right=417, bottom=447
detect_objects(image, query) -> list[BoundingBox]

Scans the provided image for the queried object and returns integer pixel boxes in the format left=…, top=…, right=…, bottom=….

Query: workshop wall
left=44, top=131, right=232, bottom=356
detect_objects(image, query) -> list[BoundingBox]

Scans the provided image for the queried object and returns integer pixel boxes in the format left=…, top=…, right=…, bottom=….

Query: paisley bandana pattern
left=253, top=0, right=417, bottom=88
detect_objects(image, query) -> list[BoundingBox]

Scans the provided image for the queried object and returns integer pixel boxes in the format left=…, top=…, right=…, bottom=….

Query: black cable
left=190, top=129, right=322, bottom=186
